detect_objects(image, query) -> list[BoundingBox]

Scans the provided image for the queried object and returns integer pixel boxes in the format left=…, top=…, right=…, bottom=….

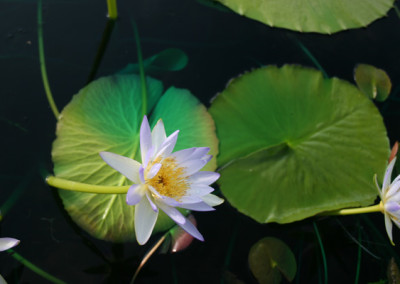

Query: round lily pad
left=354, top=64, right=392, bottom=102
left=248, top=237, right=296, bottom=284
left=209, top=65, right=389, bottom=224
left=52, top=74, right=218, bottom=242
left=215, top=0, right=394, bottom=34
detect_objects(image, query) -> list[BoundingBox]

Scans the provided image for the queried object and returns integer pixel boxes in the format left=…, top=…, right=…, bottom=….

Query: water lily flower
left=375, top=157, right=400, bottom=244
left=0, top=237, right=19, bottom=252
left=100, top=116, right=223, bottom=245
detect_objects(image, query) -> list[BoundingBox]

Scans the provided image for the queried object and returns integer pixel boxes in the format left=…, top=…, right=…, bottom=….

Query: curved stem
left=38, top=0, right=59, bottom=119
left=322, top=203, right=382, bottom=216
left=46, top=176, right=130, bottom=194
left=313, top=222, right=328, bottom=284
left=8, top=249, right=66, bottom=284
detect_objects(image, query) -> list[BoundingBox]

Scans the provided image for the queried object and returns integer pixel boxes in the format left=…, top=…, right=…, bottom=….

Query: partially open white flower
left=375, top=157, right=400, bottom=244
left=100, top=116, right=223, bottom=245
left=0, top=237, right=19, bottom=252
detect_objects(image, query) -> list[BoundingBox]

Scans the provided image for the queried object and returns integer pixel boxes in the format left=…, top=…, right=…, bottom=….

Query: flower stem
left=46, top=176, right=130, bottom=194
left=8, top=249, right=66, bottom=284
left=106, top=0, right=118, bottom=19
left=313, top=222, right=328, bottom=284
left=132, top=20, right=148, bottom=117
left=38, top=0, right=60, bottom=119
left=321, top=203, right=382, bottom=216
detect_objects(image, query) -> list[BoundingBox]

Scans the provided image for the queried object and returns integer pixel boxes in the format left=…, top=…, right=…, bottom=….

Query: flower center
left=146, top=157, right=188, bottom=201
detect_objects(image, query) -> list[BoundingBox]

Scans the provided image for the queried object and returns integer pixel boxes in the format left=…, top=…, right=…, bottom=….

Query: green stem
left=46, top=176, right=130, bottom=194
left=132, top=21, right=148, bottom=117
left=8, top=249, right=66, bottom=284
left=106, top=0, right=118, bottom=19
left=322, top=203, right=382, bottom=216
left=313, top=222, right=328, bottom=284
left=354, top=223, right=362, bottom=284
left=38, top=0, right=59, bottom=119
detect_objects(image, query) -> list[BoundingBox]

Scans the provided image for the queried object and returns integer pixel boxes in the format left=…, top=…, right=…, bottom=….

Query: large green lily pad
left=52, top=74, right=218, bottom=242
left=209, top=65, right=389, bottom=224
left=215, top=0, right=394, bottom=34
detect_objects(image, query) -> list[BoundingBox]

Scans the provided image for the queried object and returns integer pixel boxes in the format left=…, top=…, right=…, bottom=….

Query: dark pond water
left=1, top=0, right=400, bottom=283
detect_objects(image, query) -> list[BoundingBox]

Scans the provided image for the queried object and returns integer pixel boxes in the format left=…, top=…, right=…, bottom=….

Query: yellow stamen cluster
left=146, top=157, right=188, bottom=201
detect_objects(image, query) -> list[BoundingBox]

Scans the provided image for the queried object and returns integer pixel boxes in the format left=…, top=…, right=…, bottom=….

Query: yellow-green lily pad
left=52, top=74, right=218, bottom=242
left=209, top=65, right=389, bottom=224
left=354, top=64, right=392, bottom=102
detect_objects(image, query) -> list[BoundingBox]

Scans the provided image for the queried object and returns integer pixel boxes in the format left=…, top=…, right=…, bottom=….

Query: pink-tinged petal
left=384, top=213, right=394, bottom=245
left=140, top=116, right=152, bottom=163
left=0, top=237, right=20, bottom=252
left=135, top=198, right=159, bottom=245
left=177, top=217, right=204, bottom=241
left=189, top=171, right=220, bottom=185
left=151, top=119, right=167, bottom=154
left=99, top=152, right=141, bottom=183
left=126, top=184, right=147, bottom=205
left=147, top=163, right=162, bottom=180
left=383, top=157, right=397, bottom=195
left=178, top=202, right=215, bottom=211
left=187, top=184, right=214, bottom=197
left=180, top=159, right=207, bottom=176
left=156, top=201, right=186, bottom=225
left=170, top=215, right=196, bottom=253
left=146, top=193, right=159, bottom=212
left=155, top=130, right=179, bottom=158
left=201, top=194, right=224, bottom=207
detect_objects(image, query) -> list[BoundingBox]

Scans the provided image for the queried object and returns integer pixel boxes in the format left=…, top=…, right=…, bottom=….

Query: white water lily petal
left=383, top=157, right=397, bottom=195
left=147, top=163, right=162, bottom=180
left=140, top=116, right=152, bottom=164
left=126, top=184, right=146, bottom=205
left=187, top=184, right=214, bottom=197
left=385, top=213, right=394, bottom=244
left=156, top=201, right=186, bottom=225
left=0, top=274, right=6, bottom=284
left=139, top=166, right=145, bottom=183
left=143, top=146, right=154, bottom=168
left=135, top=198, right=159, bottom=245
left=171, top=148, right=197, bottom=164
left=178, top=202, right=215, bottom=211
left=387, top=178, right=400, bottom=199
left=151, top=119, right=167, bottom=154
left=178, top=217, right=204, bottom=241
left=189, top=171, right=220, bottom=185
left=189, top=147, right=210, bottom=160
left=201, top=194, right=225, bottom=207
left=99, top=152, right=141, bottom=183
left=0, top=238, right=20, bottom=252
left=181, top=159, right=207, bottom=176
left=146, top=193, right=159, bottom=212
left=179, top=195, right=204, bottom=204
left=156, top=130, right=180, bottom=158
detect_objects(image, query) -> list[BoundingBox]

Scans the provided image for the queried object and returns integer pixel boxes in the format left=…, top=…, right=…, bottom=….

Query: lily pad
left=354, top=64, right=392, bottom=102
left=215, top=0, right=394, bottom=34
left=52, top=74, right=218, bottom=242
left=248, top=237, right=296, bottom=284
left=209, top=65, right=389, bottom=224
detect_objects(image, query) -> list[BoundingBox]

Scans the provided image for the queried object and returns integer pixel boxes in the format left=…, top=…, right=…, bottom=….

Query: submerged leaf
left=214, top=0, right=394, bottom=34
left=52, top=74, right=218, bottom=242
left=119, top=48, right=188, bottom=75
left=248, top=237, right=296, bottom=284
left=354, top=64, right=392, bottom=102
left=209, top=65, right=389, bottom=224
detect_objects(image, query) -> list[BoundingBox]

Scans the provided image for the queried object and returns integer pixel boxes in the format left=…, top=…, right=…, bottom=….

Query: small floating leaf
left=248, top=237, right=296, bottom=284
left=354, top=64, right=392, bottom=102
left=52, top=74, right=218, bottom=242
left=209, top=65, right=389, bottom=224
left=119, top=48, right=188, bottom=75
left=214, top=0, right=394, bottom=34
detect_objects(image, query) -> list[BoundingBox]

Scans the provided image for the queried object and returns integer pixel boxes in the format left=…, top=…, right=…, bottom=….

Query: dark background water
left=1, top=0, right=400, bottom=283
